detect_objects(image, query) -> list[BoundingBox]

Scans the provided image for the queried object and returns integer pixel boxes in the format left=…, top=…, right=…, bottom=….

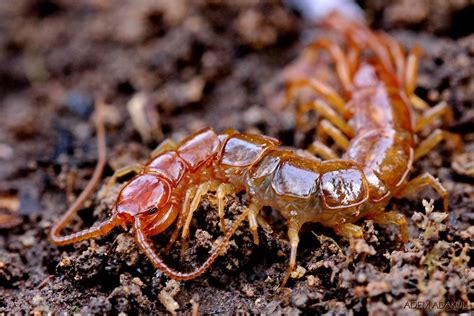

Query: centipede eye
left=144, top=206, right=158, bottom=216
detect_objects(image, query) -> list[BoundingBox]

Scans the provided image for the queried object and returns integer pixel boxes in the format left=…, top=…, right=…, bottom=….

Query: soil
left=0, top=0, right=473, bottom=314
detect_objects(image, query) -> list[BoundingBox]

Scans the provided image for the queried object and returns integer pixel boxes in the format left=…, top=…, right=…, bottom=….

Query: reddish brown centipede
left=50, top=13, right=462, bottom=287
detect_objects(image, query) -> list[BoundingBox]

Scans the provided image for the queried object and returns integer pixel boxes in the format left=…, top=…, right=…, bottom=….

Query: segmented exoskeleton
left=50, top=13, right=462, bottom=287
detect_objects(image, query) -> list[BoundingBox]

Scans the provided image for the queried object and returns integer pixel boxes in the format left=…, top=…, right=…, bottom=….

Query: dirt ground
left=0, top=0, right=473, bottom=314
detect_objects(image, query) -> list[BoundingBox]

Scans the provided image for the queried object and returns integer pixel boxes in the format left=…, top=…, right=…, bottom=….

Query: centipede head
left=115, top=173, right=178, bottom=234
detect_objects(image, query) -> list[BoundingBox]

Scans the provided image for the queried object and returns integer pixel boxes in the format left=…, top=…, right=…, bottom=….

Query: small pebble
left=290, top=265, right=306, bottom=279
left=64, top=90, right=94, bottom=119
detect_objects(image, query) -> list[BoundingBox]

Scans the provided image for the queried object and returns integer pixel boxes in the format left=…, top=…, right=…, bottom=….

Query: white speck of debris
left=158, top=280, right=181, bottom=315
left=291, top=265, right=307, bottom=279
left=0, top=143, right=14, bottom=160
left=284, top=0, right=364, bottom=22
left=127, top=93, right=162, bottom=143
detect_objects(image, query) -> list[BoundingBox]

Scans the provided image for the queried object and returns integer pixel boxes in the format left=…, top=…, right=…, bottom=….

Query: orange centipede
left=50, top=12, right=461, bottom=287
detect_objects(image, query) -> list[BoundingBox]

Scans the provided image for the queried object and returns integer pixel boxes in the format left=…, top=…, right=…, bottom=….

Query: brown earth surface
left=0, top=0, right=473, bottom=314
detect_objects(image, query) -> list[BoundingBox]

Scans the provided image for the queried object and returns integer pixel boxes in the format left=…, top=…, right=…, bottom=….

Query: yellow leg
left=404, top=45, right=422, bottom=97
left=247, top=203, right=262, bottom=245
left=395, top=173, right=449, bottom=212
left=297, top=100, right=354, bottom=137
left=370, top=211, right=409, bottom=243
left=334, top=223, right=364, bottom=239
left=414, top=129, right=462, bottom=161
left=103, top=163, right=142, bottom=197
left=403, top=45, right=431, bottom=111
left=378, top=32, right=405, bottom=83
left=164, top=186, right=196, bottom=253
left=181, top=181, right=219, bottom=256
left=308, top=140, right=338, bottom=160
left=281, top=219, right=302, bottom=288
left=256, top=214, right=273, bottom=234
left=151, top=138, right=177, bottom=158
left=318, top=119, right=350, bottom=151
left=415, top=101, right=454, bottom=132
left=410, top=94, right=431, bottom=111
left=217, top=183, right=235, bottom=234
left=347, top=41, right=361, bottom=77
left=306, top=39, right=352, bottom=93
left=285, top=78, right=349, bottom=118
left=400, top=43, right=431, bottom=111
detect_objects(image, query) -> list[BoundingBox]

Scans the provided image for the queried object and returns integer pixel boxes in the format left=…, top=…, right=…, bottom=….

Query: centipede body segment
left=50, top=12, right=461, bottom=287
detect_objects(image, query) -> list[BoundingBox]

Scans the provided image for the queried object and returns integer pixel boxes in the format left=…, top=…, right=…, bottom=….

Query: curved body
left=51, top=13, right=459, bottom=286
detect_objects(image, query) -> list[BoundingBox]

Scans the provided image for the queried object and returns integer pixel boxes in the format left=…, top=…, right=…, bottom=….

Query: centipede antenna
left=134, top=207, right=250, bottom=281
left=50, top=98, right=115, bottom=245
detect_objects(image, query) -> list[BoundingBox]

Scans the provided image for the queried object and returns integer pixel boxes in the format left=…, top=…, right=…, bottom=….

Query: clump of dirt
left=0, top=0, right=473, bottom=314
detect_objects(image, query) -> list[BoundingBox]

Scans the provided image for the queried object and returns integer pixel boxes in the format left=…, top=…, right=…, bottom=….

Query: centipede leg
left=377, top=32, right=432, bottom=109
left=308, top=140, right=338, bottom=160
left=103, top=163, right=142, bottom=197
left=414, top=129, right=462, bottom=161
left=334, top=223, right=364, bottom=240
left=164, top=186, right=196, bottom=253
left=347, top=42, right=361, bottom=78
left=281, top=219, right=302, bottom=288
left=297, top=100, right=354, bottom=138
left=306, top=39, right=352, bottom=93
left=285, top=78, right=349, bottom=118
left=403, top=45, right=431, bottom=111
left=414, top=101, right=454, bottom=132
left=326, top=13, right=394, bottom=72
left=217, top=183, right=235, bottom=234
left=378, top=32, right=406, bottom=83
left=370, top=211, right=409, bottom=243
left=150, top=138, right=178, bottom=158
left=134, top=206, right=250, bottom=281
left=318, top=119, right=350, bottom=151
left=181, top=181, right=219, bottom=257
left=394, top=173, right=449, bottom=212
left=247, top=203, right=262, bottom=245
left=256, top=214, right=273, bottom=234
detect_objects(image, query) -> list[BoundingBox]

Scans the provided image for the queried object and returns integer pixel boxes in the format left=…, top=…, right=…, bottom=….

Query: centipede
left=50, top=12, right=461, bottom=287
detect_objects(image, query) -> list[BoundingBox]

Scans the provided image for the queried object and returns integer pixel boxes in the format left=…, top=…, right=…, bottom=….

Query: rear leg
left=414, top=128, right=462, bottom=161
left=394, top=173, right=449, bottom=212
left=328, top=14, right=394, bottom=73
left=305, top=39, right=352, bottom=93
left=404, top=46, right=431, bottom=111
left=377, top=32, right=405, bottom=83
left=378, top=35, right=430, bottom=111
left=415, top=101, right=454, bottom=132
